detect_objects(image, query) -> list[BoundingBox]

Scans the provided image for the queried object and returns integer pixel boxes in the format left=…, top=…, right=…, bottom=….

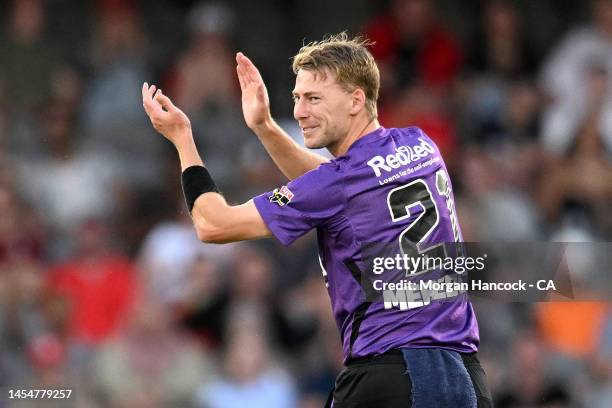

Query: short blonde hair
left=292, top=32, right=380, bottom=118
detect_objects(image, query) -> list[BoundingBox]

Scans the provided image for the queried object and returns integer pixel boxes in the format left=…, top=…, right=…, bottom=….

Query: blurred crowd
left=0, top=0, right=611, bottom=407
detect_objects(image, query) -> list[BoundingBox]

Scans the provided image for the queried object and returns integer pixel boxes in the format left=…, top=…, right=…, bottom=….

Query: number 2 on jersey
left=386, top=170, right=457, bottom=274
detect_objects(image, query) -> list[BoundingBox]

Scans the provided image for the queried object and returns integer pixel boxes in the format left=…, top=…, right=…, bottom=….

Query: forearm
left=173, top=131, right=270, bottom=243
left=173, top=129, right=204, bottom=171
left=253, top=119, right=329, bottom=180
left=172, top=133, right=224, bottom=238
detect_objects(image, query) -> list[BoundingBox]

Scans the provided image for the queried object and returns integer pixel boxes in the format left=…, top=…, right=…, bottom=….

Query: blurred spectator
left=365, top=0, right=463, bottom=93
left=80, top=1, right=164, bottom=187
left=0, top=185, right=45, bottom=263
left=45, top=219, right=138, bottom=371
left=176, top=253, right=228, bottom=349
left=495, top=330, right=573, bottom=407
left=0, top=0, right=63, bottom=156
left=467, top=0, right=539, bottom=79
left=461, top=69, right=542, bottom=149
left=16, top=99, right=123, bottom=258
left=84, top=0, right=147, bottom=126
left=197, top=325, right=297, bottom=408
left=91, top=295, right=211, bottom=407
left=457, top=78, right=544, bottom=235
left=0, top=0, right=54, bottom=110
left=537, top=73, right=612, bottom=236
left=170, top=2, right=236, bottom=115
left=456, top=148, right=541, bottom=240
left=379, top=83, right=459, bottom=163
left=292, top=272, right=343, bottom=404
left=163, top=2, right=255, bottom=193
left=459, top=0, right=543, bottom=155
left=138, top=201, right=236, bottom=307
left=536, top=302, right=609, bottom=359
left=179, top=244, right=319, bottom=355
left=539, top=0, right=612, bottom=156
left=225, top=245, right=319, bottom=353
left=225, top=245, right=275, bottom=320
left=0, top=186, right=46, bottom=385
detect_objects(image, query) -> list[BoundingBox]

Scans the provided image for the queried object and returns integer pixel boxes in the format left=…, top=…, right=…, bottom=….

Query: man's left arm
left=142, top=82, right=272, bottom=243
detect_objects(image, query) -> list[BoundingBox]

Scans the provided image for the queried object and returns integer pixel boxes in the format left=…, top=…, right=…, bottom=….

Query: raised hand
left=142, top=82, right=192, bottom=146
left=236, top=52, right=272, bottom=130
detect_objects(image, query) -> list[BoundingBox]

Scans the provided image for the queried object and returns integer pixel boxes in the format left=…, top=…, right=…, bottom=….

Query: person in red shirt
left=46, top=219, right=138, bottom=345
left=364, top=0, right=463, bottom=91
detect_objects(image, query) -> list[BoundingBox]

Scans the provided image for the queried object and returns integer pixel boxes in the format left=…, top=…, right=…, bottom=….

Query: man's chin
left=303, top=133, right=326, bottom=150
left=304, top=138, right=325, bottom=150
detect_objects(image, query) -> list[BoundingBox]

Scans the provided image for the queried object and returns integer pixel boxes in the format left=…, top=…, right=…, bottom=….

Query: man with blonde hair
left=143, top=33, right=492, bottom=407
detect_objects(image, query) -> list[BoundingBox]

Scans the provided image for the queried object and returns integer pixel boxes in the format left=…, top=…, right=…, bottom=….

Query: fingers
left=236, top=53, right=250, bottom=90
left=143, top=83, right=157, bottom=100
left=236, top=63, right=246, bottom=91
left=142, top=82, right=159, bottom=116
left=154, top=90, right=176, bottom=112
left=240, top=53, right=265, bottom=85
left=236, top=52, right=264, bottom=86
left=142, top=82, right=151, bottom=113
left=236, top=53, right=255, bottom=84
left=142, top=82, right=178, bottom=114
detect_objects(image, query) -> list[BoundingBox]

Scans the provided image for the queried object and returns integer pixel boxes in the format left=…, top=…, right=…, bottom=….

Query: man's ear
left=350, top=88, right=366, bottom=116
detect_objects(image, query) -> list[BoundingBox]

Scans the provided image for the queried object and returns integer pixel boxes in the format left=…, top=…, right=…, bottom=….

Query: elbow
left=194, top=217, right=226, bottom=244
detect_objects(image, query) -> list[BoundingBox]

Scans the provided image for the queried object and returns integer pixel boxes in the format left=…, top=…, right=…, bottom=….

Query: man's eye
left=309, top=96, right=320, bottom=102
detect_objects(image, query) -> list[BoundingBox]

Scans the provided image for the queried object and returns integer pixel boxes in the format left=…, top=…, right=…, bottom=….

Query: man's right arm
left=236, top=52, right=328, bottom=180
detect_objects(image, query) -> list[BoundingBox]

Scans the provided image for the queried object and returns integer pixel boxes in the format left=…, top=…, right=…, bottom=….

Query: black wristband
left=181, top=165, right=219, bottom=213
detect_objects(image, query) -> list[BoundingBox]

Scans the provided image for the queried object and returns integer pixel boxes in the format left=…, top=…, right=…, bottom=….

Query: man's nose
left=293, top=99, right=309, bottom=121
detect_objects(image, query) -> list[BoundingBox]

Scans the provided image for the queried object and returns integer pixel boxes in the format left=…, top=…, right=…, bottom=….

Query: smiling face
left=292, top=68, right=355, bottom=151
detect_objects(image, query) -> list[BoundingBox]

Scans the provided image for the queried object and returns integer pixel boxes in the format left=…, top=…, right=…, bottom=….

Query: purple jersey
left=254, top=126, right=479, bottom=361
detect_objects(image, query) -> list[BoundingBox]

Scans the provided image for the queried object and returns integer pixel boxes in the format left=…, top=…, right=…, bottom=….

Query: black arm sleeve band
left=181, top=165, right=220, bottom=213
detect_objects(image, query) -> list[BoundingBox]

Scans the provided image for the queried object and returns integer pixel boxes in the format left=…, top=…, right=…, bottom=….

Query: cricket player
left=143, top=33, right=492, bottom=407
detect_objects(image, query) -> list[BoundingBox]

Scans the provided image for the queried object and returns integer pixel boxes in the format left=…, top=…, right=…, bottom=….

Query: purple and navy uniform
left=254, top=126, right=479, bottom=362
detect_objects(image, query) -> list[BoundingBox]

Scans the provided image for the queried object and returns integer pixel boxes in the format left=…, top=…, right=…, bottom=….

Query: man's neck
left=329, top=116, right=381, bottom=157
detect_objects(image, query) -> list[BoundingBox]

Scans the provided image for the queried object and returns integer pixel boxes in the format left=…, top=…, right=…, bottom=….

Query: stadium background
left=0, top=0, right=611, bottom=406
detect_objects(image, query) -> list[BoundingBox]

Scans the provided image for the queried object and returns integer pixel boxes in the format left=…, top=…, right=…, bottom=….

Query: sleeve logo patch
left=269, top=185, right=294, bottom=206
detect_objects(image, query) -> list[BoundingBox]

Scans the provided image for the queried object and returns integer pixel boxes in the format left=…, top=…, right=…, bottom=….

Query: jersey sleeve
left=253, top=163, right=344, bottom=246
